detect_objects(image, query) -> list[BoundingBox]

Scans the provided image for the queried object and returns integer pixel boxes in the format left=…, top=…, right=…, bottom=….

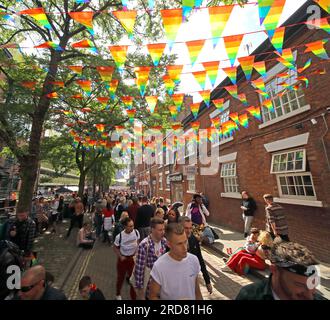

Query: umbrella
left=55, top=186, right=73, bottom=193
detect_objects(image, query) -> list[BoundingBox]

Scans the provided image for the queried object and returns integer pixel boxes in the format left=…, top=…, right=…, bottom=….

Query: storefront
left=169, top=173, right=184, bottom=203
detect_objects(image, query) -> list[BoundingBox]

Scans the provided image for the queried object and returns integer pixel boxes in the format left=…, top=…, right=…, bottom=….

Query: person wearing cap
left=236, top=241, right=326, bottom=300
left=185, top=194, right=210, bottom=226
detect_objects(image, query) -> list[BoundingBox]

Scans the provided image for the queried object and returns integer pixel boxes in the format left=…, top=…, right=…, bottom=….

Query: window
left=220, top=162, right=239, bottom=193
left=277, top=173, right=316, bottom=199
left=166, top=175, right=170, bottom=190
left=271, top=149, right=306, bottom=174
left=260, top=70, right=308, bottom=123
left=187, top=174, right=195, bottom=192
left=159, top=173, right=163, bottom=190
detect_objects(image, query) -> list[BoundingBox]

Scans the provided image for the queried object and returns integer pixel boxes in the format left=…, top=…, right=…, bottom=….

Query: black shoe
left=126, top=277, right=130, bottom=284
left=244, top=233, right=248, bottom=238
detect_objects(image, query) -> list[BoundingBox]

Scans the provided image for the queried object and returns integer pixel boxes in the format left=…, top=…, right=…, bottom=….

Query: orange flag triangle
left=223, top=34, right=245, bottom=66
left=112, top=10, right=137, bottom=38
left=147, top=43, right=166, bottom=66
left=69, top=11, right=94, bottom=35
left=160, top=9, right=182, bottom=51
left=186, top=39, right=205, bottom=66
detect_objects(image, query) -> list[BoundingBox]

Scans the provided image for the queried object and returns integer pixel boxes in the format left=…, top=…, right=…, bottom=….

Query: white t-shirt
left=150, top=252, right=201, bottom=300
left=114, top=229, right=140, bottom=256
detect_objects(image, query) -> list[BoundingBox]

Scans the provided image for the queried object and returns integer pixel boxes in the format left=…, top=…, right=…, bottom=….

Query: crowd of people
left=0, top=188, right=325, bottom=301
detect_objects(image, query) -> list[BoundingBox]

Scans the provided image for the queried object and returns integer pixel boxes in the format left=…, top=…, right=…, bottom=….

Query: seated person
left=79, top=276, right=105, bottom=300
left=200, top=224, right=216, bottom=245
left=77, top=223, right=95, bottom=249
left=222, top=231, right=273, bottom=276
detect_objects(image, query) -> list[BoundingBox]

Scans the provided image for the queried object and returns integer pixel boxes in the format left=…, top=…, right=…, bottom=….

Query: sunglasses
left=261, top=245, right=271, bottom=250
left=20, top=280, right=41, bottom=293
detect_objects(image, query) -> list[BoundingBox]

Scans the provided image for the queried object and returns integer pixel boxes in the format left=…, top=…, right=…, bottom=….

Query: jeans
left=67, top=214, right=84, bottom=237
left=242, top=214, right=254, bottom=235
left=94, top=215, right=103, bottom=238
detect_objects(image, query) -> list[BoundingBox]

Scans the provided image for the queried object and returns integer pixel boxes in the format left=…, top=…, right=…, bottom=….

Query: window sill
left=212, top=136, right=234, bottom=148
left=221, top=193, right=242, bottom=199
left=184, top=153, right=196, bottom=159
left=187, top=190, right=196, bottom=194
left=274, top=197, right=323, bottom=207
left=165, top=189, right=170, bottom=191
left=259, top=105, right=311, bottom=129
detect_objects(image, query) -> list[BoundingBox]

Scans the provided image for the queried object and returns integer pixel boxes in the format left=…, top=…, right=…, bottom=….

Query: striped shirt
left=265, top=203, right=289, bottom=235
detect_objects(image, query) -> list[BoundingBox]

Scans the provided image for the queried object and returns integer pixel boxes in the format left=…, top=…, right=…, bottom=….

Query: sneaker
left=221, top=265, right=233, bottom=273
left=116, top=295, right=122, bottom=300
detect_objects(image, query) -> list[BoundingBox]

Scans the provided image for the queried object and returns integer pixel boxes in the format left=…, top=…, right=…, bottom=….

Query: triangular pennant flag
left=199, top=90, right=211, bottom=107
left=229, top=112, right=249, bottom=128
left=298, top=58, right=312, bottom=73
left=167, top=65, right=183, bottom=86
left=121, top=96, right=134, bottom=109
left=96, top=66, right=115, bottom=82
left=253, top=61, right=267, bottom=78
left=109, top=45, right=129, bottom=71
left=256, top=89, right=270, bottom=98
left=182, top=0, right=196, bottom=21
left=71, top=94, right=83, bottom=99
left=258, top=0, right=275, bottom=25
left=145, top=96, right=158, bottom=113
left=276, top=48, right=297, bottom=70
left=269, top=26, right=286, bottom=54
left=221, top=120, right=238, bottom=137
left=95, top=124, right=105, bottom=133
left=238, top=93, right=248, bottom=106
left=252, top=78, right=267, bottom=93
left=246, top=106, right=262, bottom=121
left=71, top=39, right=97, bottom=53
left=171, top=93, right=185, bottom=112
left=69, top=11, right=94, bottom=35
left=192, top=70, right=207, bottom=90
left=222, top=66, right=237, bottom=85
left=107, top=79, right=119, bottom=100
left=296, top=76, right=309, bottom=88
left=97, top=97, right=110, bottom=108
left=211, top=117, right=221, bottom=129
left=313, top=0, right=330, bottom=13
left=224, top=85, right=239, bottom=100
left=223, top=34, right=245, bottom=66
left=306, top=17, right=330, bottom=34
left=19, top=7, right=51, bottom=30
left=146, top=43, right=166, bottom=66
left=169, top=105, right=179, bottom=120
left=162, top=75, right=176, bottom=96
left=186, top=39, right=205, bottom=66
left=46, top=92, right=58, bottom=99
left=51, top=81, right=65, bottom=88
left=160, top=9, right=183, bottom=51
left=263, top=98, right=275, bottom=112
left=112, top=10, right=137, bottom=38
left=238, top=55, right=255, bottom=81
left=34, top=41, right=63, bottom=51
left=202, top=61, right=220, bottom=88
left=263, top=0, right=286, bottom=39
left=208, top=6, right=234, bottom=48
left=172, top=123, right=182, bottom=131
left=305, top=39, right=329, bottom=60
left=134, top=66, right=151, bottom=96
left=126, top=108, right=136, bottom=123
left=21, top=81, right=37, bottom=90
left=190, top=103, right=200, bottom=119
left=212, top=98, right=225, bottom=111
left=76, top=80, right=92, bottom=96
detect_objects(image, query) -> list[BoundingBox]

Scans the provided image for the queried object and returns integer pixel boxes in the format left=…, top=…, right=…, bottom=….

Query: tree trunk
left=78, top=172, right=86, bottom=198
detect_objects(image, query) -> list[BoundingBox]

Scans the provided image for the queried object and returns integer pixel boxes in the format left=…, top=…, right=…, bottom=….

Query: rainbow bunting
left=258, top=0, right=275, bottom=25
left=199, top=90, right=211, bottom=107
left=97, top=97, right=110, bottom=108
left=224, top=85, right=239, bottom=100
left=34, top=42, right=63, bottom=51
left=246, top=106, right=262, bottom=121
left=112, top=10, right=137, bottom=38
left=21, top=81, right=37, bottom=90
left=121, top=96, right=134, bottom=109
left=71, top=39, right=97, bottom=53
left=313, top=0, right=330, bottom=13
left=202, top=61, right=220, bottom=88
left=107, top=79, right=119, bottom=100
left=238, top=55, right=255, bottom=81
left=296, top=76, right=309, bottom=88
left=192, top=70, right=207, bottom=90
left=51, top=81, right=64, bottom=88
left=69, top=11, right=94, bottom=35
left=145, top=96, right=158, bottom=113
left=46, top=92, right=58, bottom=99
left=222, top=66, right=237, bottom=85
left=146, top=43, right=166, bottom=66
left=238, top=93, right=248, bottom=106
left=268, top=26, right=286, bottom=54
left=19, top=7, right=51, bottom=30
left=126, top=109, right=136, bottom=123
left=252, top=78, right=267, bottom=93
left=172, top=123, right=182, bottom=131
left=186, top=39, right=205, bottom=66
left=208, top=6, right=234, bottom=48
left=95, top=124, right=105, bottom=133
left=211, top=117, right=221, bottom=129
left=96, top=66, right=114, bottom=82
left=162, top=75, right=176, bottom=96
left=160, top=9, right=183, bottom=51
left=68, top=66, right=83, bottom=76
left=253, top=61, right=267, bottom=78
left=191, top=121, right=200, bottom=133
left=76, top=80, right=92, bottom=96
left=171, top=93, right=185, bottom=112
left=109, top=45, right=129, bottom=71
left=190, top=103, right=200, bottom=119
left=276, top=48, right=297, bottom=70
left=276, top=72, right=290, bottom=78
left=167, top=65, right=183, bottom=86
left=221, top=120, right=238, bottom=137
left=182, top=0, right=195, bottom=21
left=305, top=39, right=329, bottom=60
left=168, top=105, right=179, bottom=120
left=255, top=90, right=270, bottom=98
left=212, top=98, right=225, bottom=111
left=263, top=0, right=286, bottom=39
left=230, top=112, right=249, bottom=129
left=298, top=58, right=312, bottom=73
left=223, top=34, right=245, bottom=66
left=263, top=98, right=274, bottom=112
left=134, top=66, right=151, bottom=96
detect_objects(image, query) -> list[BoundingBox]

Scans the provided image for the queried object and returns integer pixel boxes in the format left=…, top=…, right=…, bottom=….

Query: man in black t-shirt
left=135, top=196, right=154, bottom=240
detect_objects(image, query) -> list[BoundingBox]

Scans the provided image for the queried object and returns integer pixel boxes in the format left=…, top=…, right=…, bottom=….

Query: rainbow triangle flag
left=269, top=26, right=286, bottom=54
left=19, top=7, right=51, bottom=30
left=222, top=66, right=237, bottom=85
left=306, top=17, right=330, bottom=34
left=71, top=39, right=97, bottom=53
left=186, top=39, right=205, bottom=66
left=238, top=55, right=255, bottom=81
left=172, top=93, right=185, bottom=112
left=191, top=121, right=200, bottom=133
left=246, top=106, right=262, bottom=121
left=230, top=112, right=249, bottom=129
left=134, top=66, right=151, bottom=96
left=202, top=61, right=220, bottom=88
left=263, top=98, right=274, bottom=112
left=297, top=58, right=312, bottom=73
left=169, top=105, right=179, bottom=120
left=145, top=96, right=158, bottom=113
left=112, top=10, right=137, bottom=38
left=305, top=39, right=329, bottom=60
left=224, top=85, right=239, bottom=100
left=238, top=93, right=248, bottom=106
left=208, top=6, right=234, bottom=48
left=313, top=0, right=329, bottom=13
left=252, top=78, right=267, bottom=93
left=109, top=45, right=129, bottom=71
left=199, top=90, right=211, bottom=107
left=107, top=79, right=119, bottom=100
left=253, top=61, right=267, bottom=79
left=263, top=0, right=286, bottom=39
left=76, top=80, right=92, bottom=96
left=69, top=11, right=94, bottom=35
left=95, top=124, right=105, bottom=133
left=96, top=66, right=114, bottom=82
left=212, top=98, right=225, bottom=111
left=126, top=108, right=136, bottom=123
left=276, top=48, right=297, bottom=70
left=167, top=65, right=183, bottom=86
left=223, top=34, right=245, bottom=66
left=162, top=75, right=175, bottom=96
left=160, top=9, right=183, bottom=51
left=147, top=43, right=166, bottom=66
left=34, top=41, right=63, bottom=51
left=97, top=97, right=110, bottom=108
left=190, top=103, right=201, bottom=119
left=257, top=0, right=275, bottom=25
left=121, top=96, right=134, bottom=109
left=211, top=117, right=221, bottom=129
left=193, top=70, right=207, bottom=90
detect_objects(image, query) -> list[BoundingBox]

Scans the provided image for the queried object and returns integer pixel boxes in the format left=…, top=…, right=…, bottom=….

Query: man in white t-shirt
left=113, top=217, right=140, bottom=300
left=149, top=223, right=203, bottom=300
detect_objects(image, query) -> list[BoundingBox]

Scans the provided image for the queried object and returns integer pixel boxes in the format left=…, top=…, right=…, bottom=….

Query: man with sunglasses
left=15, top=265, right=67, bottom=300
left=236, top=242, right=326, bottom=300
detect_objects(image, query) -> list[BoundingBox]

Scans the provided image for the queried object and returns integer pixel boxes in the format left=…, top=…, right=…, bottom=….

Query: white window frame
left=276, top=172, right=317, bottom=201
left=220, top=162, right=240, bottom=194
left=159, top=173, right=163, bottom=190
left=186, top=174, right=196, bottom=193
left=270, top=149, right=306, bottom=174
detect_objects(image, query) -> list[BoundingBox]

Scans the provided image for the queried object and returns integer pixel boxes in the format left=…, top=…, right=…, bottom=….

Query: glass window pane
left=287, top=162, right=294, bottom=171
left=279, top=177, right=286, bottom=185
left=280, top=163, right=286, bottom=171
left=303, top=175, right=312, bottom=185
left=274, top=97, right=281, bottom=107
left=297, top=186, right=305, bottom=196
left=305, top=186, right=315, bottom=196
left=298, top=96, right=307, bottom=107
left=288, top=90, right=296, bottom=101
left=296, top=151, right=304, bottom=161
left=280, top=154, right=288, bottom=163
left=288, top=152, right=294, bottom=162
left=288, top=185, right=296, bottom=195
left=275, top=106, right=283, bottom=117
left=291, top=100, right=299, bottom=111
left=295, top=161, right=303, bottom=170
left=283, top=103, right=291, bottom=114
left=282, top=94, right=289, bottom=104
left=287, top=176, right=295, bottom=186
left=294, top=176, right=303, bottom=185
left=281, top=186, right=289, bottom=195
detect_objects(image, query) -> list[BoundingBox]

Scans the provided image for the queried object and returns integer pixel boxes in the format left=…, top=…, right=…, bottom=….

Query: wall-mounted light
left=311, top=118, right=317, bottom=125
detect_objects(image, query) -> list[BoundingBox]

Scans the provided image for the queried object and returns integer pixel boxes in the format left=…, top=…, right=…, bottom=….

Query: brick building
left=132, top=1, right=330, bottom=262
